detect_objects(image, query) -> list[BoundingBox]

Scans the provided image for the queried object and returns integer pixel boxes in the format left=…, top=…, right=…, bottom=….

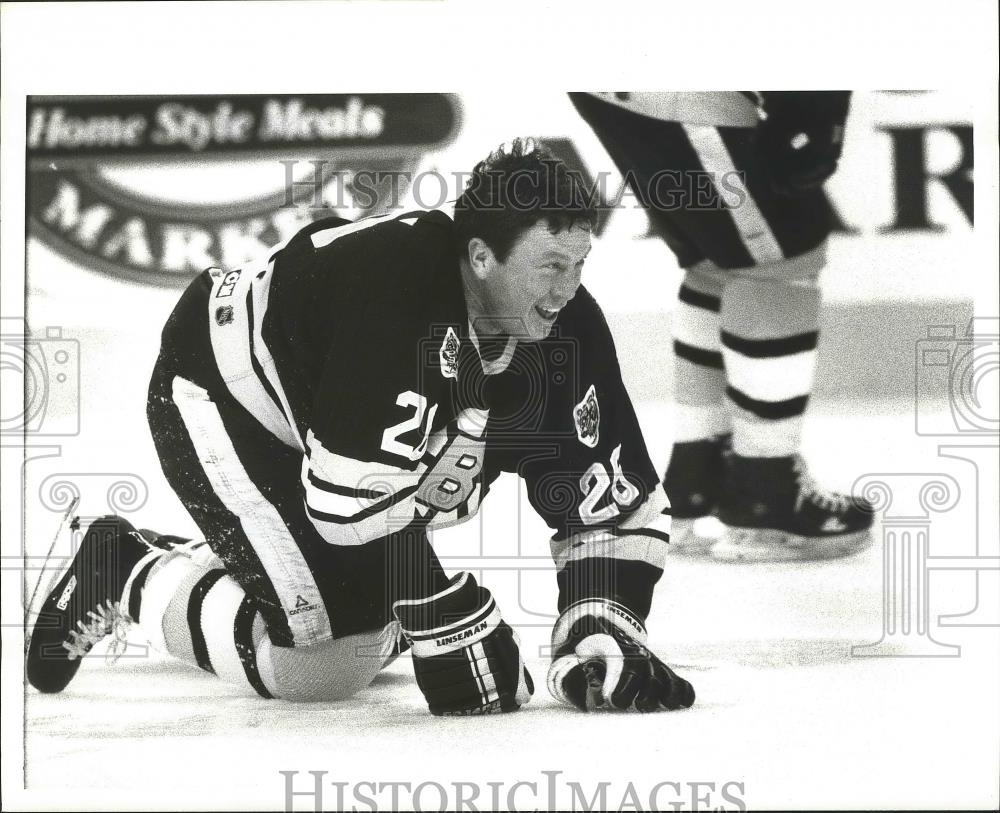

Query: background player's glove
left=756, top=91, right=852, bottom=195
left=547, top=599, right=694, bottom=712
left=393, top=572, right=533, bottom=716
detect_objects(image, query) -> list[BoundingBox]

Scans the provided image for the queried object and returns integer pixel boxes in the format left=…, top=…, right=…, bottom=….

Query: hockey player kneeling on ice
left=26, top=139, right=694, bottom=714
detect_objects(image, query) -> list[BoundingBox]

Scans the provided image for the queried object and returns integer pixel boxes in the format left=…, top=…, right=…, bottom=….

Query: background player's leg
left=719, top=256, right=823, bottom=459
left=672, top=262, right=730, bottom=443
left=663, top=262, right=731, bottom=550
left=711, top=251, right=873, bottom=560
left=670, top=124, right=873, bottom=560
left=567, top=94, right=734, bottom=549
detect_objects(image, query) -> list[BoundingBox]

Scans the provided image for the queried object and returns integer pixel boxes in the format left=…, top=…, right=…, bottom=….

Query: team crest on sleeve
left=573, top=384, right=600, bottom=448
left=439, top=326, right=460, bottom=379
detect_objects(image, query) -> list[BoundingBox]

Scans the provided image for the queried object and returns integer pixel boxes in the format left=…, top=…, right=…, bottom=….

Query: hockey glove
left=393, top=572, right=533, bottom=716
left=756, top=91, right=851, bottom=195
left=547, top=599, right=694, bottom=712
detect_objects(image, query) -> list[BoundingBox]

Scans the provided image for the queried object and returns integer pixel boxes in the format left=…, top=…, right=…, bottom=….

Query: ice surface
left=20, top=406, right=1000, bottom=810
left=15, top=129, right=998, bottom=806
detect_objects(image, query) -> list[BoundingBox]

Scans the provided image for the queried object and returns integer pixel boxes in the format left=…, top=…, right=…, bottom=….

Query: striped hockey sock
left=720, top=276, right=820, bottom=457
left=127, top=544, right=273, bottom=698
left=671, top=265, right=730, bottom=442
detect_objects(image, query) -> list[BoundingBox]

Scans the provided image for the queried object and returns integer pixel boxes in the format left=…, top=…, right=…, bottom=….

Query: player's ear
left=467, top=238, right=495, bottom=279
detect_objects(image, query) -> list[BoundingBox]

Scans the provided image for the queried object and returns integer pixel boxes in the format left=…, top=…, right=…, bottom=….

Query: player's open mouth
left=535, top=305, right=560, bottom=321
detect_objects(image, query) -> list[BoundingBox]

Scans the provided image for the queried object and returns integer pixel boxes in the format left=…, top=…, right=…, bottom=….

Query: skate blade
left=669, top=517, right=723, bottom=555
left=710, top=526, right=874, bottom=562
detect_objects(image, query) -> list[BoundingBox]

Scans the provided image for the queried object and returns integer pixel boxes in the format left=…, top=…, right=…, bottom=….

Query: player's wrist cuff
left=392, top=572, right=502, bottom=658
left=551, top=598, right=647, bottom=651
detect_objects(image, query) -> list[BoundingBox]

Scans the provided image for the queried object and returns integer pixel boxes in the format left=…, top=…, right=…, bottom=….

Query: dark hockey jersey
left=577, top=91, right=851, bottom=131
left=167, top=210, right=670, bottom=623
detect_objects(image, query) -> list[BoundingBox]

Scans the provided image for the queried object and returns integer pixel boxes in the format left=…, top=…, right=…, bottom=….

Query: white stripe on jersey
left=309, top=211, right=413, bottom=248
left=549, top=530, right=669, bottom=572
left=682, top=123, right=785, bottom=265
left=303, top=426, right=481, bottom=544
left=171, top=375, right=333, bottom=645
left=586, top=92, right=760, bottom=127
left=303, top=487, right=385, bottom=520
left=549, top=485, right=671, bottom=571
left=303, top=428, right=425, bottom=544
left=305, top=428, right=423, bottom=493
left=249, top=261, right=304, bottom=450
left=617, top=484, right=670, bottom=531
left=301, top=465, right=391, bottom=521
left=207, top=262, right=303, bottom=452
left=456, top=407, right=489, bottom=438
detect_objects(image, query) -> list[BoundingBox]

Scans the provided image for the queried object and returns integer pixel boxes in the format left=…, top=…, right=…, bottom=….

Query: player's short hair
left=454, top=138, right=598, bottom=263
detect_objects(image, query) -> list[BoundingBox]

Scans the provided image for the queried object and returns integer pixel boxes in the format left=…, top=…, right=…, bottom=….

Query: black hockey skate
left=26, top=515, right=166, bottom=693
left=711, top=454, right=875, bottom=562
left=662, top=435, right=729, bottom=553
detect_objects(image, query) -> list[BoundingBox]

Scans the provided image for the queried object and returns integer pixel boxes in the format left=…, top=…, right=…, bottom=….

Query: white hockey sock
left=126, top=544, right=397, bottom=701
left=672, top=265, right=730, bottom=442
left=720, top=275, right=821, bottom=457
left=129, top=546, right=273, bottom=698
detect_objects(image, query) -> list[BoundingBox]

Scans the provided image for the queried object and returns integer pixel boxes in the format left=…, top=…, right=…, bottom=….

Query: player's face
left=479, top=220, right=592, bottom=342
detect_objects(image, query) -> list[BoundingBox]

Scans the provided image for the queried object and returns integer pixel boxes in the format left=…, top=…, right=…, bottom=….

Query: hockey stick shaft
left=24, top=496, right=80, bottom=645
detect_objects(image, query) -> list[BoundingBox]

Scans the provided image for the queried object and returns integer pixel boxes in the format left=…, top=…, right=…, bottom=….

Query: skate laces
left=793, top=457, right=850, bottom=513
left=62, top=600, right=130, bottom=662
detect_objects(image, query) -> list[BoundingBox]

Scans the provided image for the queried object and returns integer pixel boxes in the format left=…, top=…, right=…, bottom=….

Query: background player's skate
left=710, top=453, right=875, bottom=561
left=661, top=434, right=729, bottom=554
left=662, top=436, right=874, bottom=561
